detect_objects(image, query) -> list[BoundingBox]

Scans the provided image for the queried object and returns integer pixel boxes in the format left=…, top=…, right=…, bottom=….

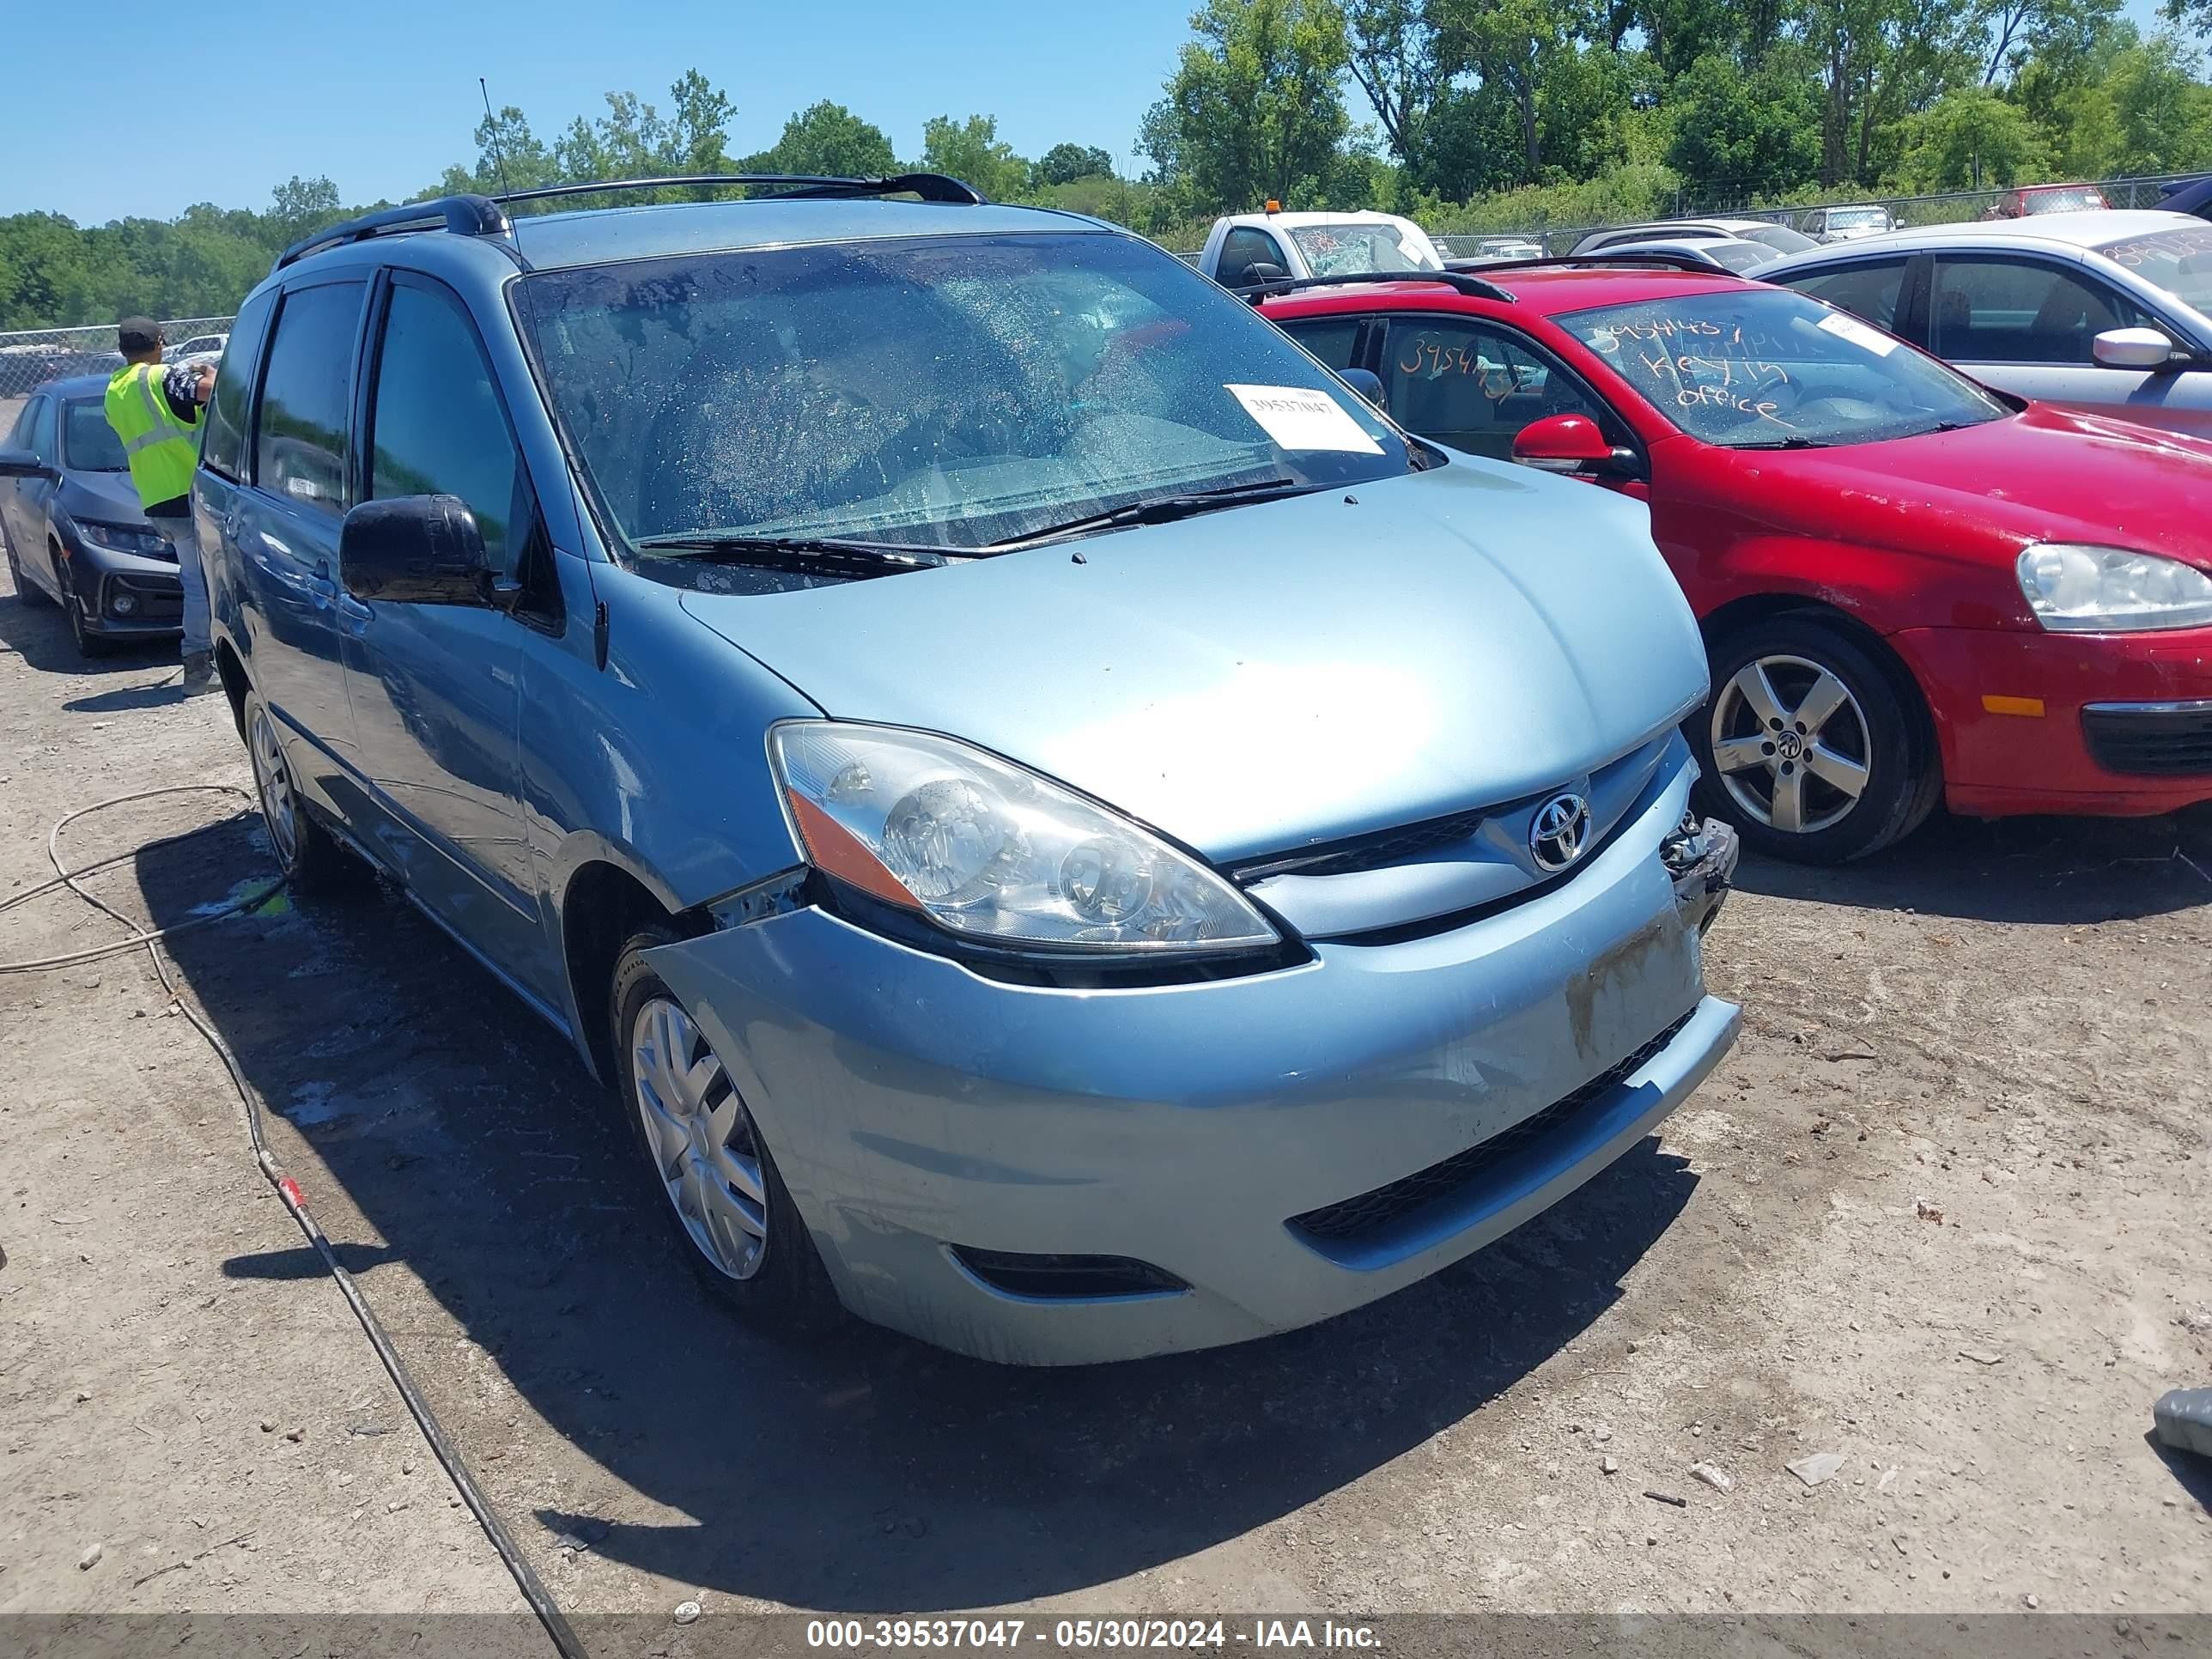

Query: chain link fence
left=1430, top=172, right=2203, bottom=260
left=0, top=316, right=235, bottom=402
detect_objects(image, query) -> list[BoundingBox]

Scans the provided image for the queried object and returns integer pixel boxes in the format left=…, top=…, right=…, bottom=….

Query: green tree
left=1895, top=82, right=2051, bottom=184
left=1431, top=0, right=1594, bottom=180
left=1035, top=143, right=1118, bottom=184
left=265, top=176, right=342, bottom=246
left=1799, top=0, right=1979, bottom=185
left=2105, top=30, right=2212, bottom=171
left=920, top=114, right=1031, bottom=199
left=1155, top=0, right=1355, bottom=212
left=750, top=100, right=897, bottom=177
left=437, top=106, right=559, bottom=196
left=1665, top=51, right=1826, bottom=198
left=1345, top=0, right=1447, bottom=164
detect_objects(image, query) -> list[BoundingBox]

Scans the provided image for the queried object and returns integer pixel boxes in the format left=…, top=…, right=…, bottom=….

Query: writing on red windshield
left=1587, top=318, right=1792, bottom=424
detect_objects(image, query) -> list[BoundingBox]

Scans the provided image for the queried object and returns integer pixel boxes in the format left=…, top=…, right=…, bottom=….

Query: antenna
left=479, top=77, right=516, bottom=199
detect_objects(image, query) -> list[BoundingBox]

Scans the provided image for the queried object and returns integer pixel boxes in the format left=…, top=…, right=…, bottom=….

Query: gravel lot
left=1, top=550, right=2209, bottom=1638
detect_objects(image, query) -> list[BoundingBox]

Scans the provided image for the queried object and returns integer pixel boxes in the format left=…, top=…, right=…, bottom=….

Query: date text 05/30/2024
left=805, top=1620, right=1382, bottom=1651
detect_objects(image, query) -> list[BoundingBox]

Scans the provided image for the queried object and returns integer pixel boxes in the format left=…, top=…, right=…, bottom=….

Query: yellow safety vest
left=105, top=362, right=202, bottom=509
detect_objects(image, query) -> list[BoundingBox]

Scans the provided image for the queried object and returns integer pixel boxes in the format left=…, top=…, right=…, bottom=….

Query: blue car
left=195, top=173, right=1741, bottom=1364
left=0, top=374, right=189, bottom=655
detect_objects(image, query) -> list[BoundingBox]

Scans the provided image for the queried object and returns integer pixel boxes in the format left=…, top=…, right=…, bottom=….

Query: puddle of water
left=187, top=876, right=290, bottom=920
left=286, top=1080, right=344, bottom=1124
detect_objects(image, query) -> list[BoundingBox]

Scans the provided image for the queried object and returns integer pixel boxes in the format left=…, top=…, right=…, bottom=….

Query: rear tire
left=611, top=927, right=842, bottom=1336
left=1692, top=615, right=1939, bottom=864
left=240, top=687, right=373, bottom=896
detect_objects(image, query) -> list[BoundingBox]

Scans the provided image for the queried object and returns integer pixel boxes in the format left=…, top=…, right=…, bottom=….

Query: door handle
left=309, top=556, right=336, bottom=611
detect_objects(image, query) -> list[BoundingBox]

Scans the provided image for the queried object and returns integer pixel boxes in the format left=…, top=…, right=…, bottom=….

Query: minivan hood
left=1716, top=404, right=2212, bottom=570
left=679, top=463, right=1705, bottom=862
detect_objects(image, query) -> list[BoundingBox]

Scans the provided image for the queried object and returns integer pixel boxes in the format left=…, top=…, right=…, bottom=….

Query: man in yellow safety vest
left=104, top=317, right=217, bottom=692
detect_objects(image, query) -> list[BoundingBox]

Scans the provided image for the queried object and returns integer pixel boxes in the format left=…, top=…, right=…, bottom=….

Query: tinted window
left=204, top=288, right=276, bottom=481
left=368, top=282, right=529, bottom=576
left=1741, top=225, right=1817, bottom=255
left=1562, top=287, right=2008, bottom=448
left=1218, top=228, right=1286, bottom=286
left=1280, top=318, right=1363, bottom=370
left=254, top=282, right=363, bottom=514
left=1931, top=257, right=2141, bottom=364
left=1382, top=319, right=1608, bottom=459
left=20, top=397, right=54, bottom=460
left=62, top=400, right=126, bottom=471
left=1783, top=258, right=1910, bottom=330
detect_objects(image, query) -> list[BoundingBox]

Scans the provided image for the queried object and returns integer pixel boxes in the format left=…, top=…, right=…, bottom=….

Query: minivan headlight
left=769, top=722, right=1280, bottom=954
left=2016, top=544, right=2212, bottom=632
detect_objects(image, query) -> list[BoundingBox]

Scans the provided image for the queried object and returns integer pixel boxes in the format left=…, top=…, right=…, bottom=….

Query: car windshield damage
left=1562, top=289, right=2008, bottom=449
left=1286, top=222, right=1443, bottom=276
left=515, top=231, right=1413, bottom=571
left=2099, top=223, right=2212, bottom=314
left=62, top=400, right=128, bottom=471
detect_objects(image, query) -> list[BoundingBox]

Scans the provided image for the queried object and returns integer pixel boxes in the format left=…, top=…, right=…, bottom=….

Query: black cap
left=117, top=316, right=162, bottom=354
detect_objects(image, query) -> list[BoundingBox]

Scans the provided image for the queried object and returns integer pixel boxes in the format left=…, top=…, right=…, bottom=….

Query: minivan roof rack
left=1237, top=270, right=1517, bottom=305
left=270, top=173, right=985, bottom=276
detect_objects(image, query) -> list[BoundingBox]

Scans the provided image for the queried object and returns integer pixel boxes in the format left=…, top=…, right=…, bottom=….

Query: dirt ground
left=1, top=549, right=2208, bottom=1638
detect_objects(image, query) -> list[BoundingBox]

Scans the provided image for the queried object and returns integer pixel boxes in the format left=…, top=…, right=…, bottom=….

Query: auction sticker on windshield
left=1816, top=311, right=1898, bottom=356
left=1227, top=384, right=1384, bottom=454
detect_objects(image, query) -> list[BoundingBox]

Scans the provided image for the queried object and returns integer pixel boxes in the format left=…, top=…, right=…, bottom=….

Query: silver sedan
left=1759, top=210, right=2212, bottom=441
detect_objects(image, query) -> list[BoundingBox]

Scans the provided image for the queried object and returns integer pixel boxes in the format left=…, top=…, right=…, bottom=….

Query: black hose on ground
left=18, top=784, right=588, bottom=1659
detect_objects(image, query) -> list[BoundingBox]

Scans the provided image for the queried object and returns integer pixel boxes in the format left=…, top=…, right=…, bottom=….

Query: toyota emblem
left=1529, top=792, right=1593, bottom=872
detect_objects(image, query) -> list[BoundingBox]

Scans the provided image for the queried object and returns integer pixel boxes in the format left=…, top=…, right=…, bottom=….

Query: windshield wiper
left=632, top=532, right=954, bottom=572
left=983, top=477, right=1326, bottom=551
left=1732, top=435, right=1830, bottom=451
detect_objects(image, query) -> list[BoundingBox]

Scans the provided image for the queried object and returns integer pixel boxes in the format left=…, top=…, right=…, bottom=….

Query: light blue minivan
left=195, top=174, right=1741, bottom=1364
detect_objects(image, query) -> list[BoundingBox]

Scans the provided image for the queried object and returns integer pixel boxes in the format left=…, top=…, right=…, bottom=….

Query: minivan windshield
left=516, top=231, right=1414, bottom=554
left=2098, top=222, right=2212, bottom=313
left=1562, top=287, right=2009, bottom=448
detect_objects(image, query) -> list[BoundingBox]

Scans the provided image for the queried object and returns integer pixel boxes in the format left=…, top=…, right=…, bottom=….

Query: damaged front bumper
left=1663, top=811, right=1738, bottom=935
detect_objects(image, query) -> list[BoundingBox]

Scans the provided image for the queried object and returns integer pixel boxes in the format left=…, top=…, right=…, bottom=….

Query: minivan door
left=337, top=270, right=555, bottom=997
left=229, top=278, right=368, bottom=809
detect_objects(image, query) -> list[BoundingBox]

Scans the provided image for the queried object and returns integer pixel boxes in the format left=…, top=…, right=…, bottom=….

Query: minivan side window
left=254, top=281, right=364, bottom=516
left=202, top=287, right=277, bottom=482
left=366, top=278, right=532, bottom=578
left=1784, top=259, right=1910, bottom=331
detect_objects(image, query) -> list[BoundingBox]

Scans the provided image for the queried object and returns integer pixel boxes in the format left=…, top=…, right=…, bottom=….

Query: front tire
left=65, top=593, right=113, bottom=658
left=240, top=689, right=371, bottom=896
left=611, top=927, right=840, bottom=1334
left=1692, top=616, right=1939, bottom=864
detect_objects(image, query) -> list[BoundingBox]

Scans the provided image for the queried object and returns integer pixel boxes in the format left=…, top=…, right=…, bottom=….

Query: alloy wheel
left=248, top=705, right=300, bottom=866
left=1708, top=653, right=1872, bottom=835
left=629, top=996, right=769, bottom=1280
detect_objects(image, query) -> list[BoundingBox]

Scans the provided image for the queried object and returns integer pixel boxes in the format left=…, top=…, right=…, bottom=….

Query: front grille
left=1231, top=804, right=1494, bottom=883
left=1288, top=1017, right=1689, bottom=1246
left=950, top=1247, right=1188, bottom=1301
left=2083, top=705, right=2212, bottom=777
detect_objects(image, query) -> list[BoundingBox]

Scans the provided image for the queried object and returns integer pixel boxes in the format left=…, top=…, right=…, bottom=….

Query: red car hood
left=1717, top=404, right=2212, bottom=571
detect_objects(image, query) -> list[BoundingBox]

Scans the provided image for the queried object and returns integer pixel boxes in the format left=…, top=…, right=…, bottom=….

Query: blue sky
left=0, top=0, right=1200, bottom=223
left=2, top=0, right=2181, bottom=225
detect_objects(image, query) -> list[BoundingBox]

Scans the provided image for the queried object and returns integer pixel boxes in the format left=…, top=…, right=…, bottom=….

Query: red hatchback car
left=1261, top=265, right=2212, bottom=861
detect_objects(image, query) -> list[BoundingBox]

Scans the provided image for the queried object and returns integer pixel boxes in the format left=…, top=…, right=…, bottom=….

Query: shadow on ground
left=137, top=812, right=1700, bottom=1612
left=0, top=582, right=173, bottom=679
left=1736, top=805, right=2212, bottom=926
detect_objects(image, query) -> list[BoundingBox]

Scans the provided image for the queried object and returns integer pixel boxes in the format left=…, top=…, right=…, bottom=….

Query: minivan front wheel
left=611, top=928, right=839, bottom=1333
left=1695, top=617, right=1938, bottom=864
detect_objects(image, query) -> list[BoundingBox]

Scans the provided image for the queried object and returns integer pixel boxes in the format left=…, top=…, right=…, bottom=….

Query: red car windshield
left=1558, top=288, right=2008, bottom=449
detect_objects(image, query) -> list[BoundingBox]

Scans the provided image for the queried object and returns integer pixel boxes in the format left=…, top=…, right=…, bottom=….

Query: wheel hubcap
left=629, top=996, right=769, bottom=1280
left=248, top=707, right=299, bottom=866
left=1710, top=653, right=1872, bottom=835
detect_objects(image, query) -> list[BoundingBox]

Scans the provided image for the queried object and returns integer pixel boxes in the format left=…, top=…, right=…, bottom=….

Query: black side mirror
left=0, top=447, right=57, bottom=481
left=1233, top=260, right=1289, bottom=291
left=1338, top=367, right=1385, bottom=407
left=340, top=495, right=495, bottom=606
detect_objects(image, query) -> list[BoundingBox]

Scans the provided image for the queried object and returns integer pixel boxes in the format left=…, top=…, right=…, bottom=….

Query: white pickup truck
left=1194, top=209, right=1450, bottom=289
